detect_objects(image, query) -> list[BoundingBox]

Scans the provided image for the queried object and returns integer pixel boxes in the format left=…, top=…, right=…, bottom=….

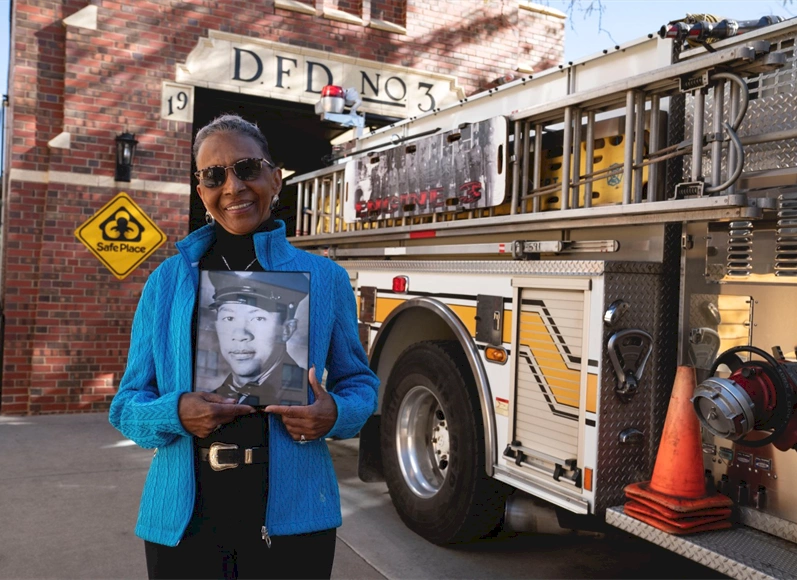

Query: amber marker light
left=485, top=346, right=508, bottom=364
left=584, top=467, right=593, bottom=491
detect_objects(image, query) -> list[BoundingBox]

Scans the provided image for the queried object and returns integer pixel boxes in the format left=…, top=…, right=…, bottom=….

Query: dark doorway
left=189, top=88, right=394, bottom=236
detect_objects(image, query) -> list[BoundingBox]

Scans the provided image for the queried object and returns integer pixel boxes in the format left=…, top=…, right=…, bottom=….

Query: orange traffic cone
left=624, top=366, right=732, bottom=533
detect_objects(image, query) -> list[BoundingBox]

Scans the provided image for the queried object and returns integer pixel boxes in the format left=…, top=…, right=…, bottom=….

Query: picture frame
left=194, top=269, right=310, bottom=407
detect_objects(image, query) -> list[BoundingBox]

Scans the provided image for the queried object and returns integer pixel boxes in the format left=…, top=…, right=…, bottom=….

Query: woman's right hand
left=178, top=392, right=256, bottom=438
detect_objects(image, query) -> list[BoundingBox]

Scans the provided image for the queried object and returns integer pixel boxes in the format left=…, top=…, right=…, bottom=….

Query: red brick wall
left=371, top=0, right=406, bottom=26
left=326, top=0, right=365, bottom=19
left=3, top=0, right=564, bottom=414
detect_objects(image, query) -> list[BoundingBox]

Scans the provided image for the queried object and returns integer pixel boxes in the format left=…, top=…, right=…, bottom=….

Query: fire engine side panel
left=346, top=261, right=632, bottom=514
left=594, top=228, right=682, bottom=513
left=683, top=223, right=797, bottom=527
left=505, top=276, right=596, bottom=499
left=513, top=285, right=587, bottom=463
left=346, top=267, right=517, bottom=413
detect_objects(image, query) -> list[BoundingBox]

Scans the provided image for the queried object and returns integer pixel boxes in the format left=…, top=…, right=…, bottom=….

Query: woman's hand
left=265, top=367, right=338, bottom=442
left=178, top=392, right=256, bottom=438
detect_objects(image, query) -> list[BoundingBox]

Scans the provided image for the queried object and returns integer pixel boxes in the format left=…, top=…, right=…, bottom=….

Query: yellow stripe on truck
left=520, top=310, right=581, bottom=410
left=375, top=297, right=404, bottom=324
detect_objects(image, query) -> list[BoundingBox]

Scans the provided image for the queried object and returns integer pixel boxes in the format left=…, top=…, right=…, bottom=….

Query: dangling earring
left=270, top=195, right=280, bottom=211
left=205, top=210, right=215, bottom=225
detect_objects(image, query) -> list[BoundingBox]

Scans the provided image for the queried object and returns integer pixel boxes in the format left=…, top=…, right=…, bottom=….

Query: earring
left=205, top=210, right=215, bottom=225
left=270, top=195, right=280, bottom=210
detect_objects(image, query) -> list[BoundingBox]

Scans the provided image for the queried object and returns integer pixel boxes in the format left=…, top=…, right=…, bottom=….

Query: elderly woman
left=110, top=114, right=379, bottom=580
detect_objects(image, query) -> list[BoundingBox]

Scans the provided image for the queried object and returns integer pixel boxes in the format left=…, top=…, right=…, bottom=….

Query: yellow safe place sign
left=75, top=192, right=166, bottom=280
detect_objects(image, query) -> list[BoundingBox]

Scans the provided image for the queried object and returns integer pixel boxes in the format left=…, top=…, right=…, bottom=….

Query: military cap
left=207, top=270, right=295, bottom=317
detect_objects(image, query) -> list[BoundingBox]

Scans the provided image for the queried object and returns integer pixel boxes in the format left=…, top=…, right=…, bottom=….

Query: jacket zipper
left=263, top=412, right=273, bottom=548
left=261, top=525, right=272, bottom=548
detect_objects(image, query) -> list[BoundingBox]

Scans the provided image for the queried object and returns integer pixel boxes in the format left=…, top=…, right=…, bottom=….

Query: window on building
left=370, top=0, right=406, bottom=27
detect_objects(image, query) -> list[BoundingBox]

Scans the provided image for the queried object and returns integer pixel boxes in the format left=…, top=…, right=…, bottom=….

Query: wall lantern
left=115, top=132, right=138, bottom=182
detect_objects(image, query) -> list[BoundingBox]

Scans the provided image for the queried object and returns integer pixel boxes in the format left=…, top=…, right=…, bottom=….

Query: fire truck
left=287, top=16, right=797, bottom=579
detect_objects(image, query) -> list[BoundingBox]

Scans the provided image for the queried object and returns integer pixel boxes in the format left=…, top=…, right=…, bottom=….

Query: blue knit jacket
left=109, top=222, right=379, bottom=547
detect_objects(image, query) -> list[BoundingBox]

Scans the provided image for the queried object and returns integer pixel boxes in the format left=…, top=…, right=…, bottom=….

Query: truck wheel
left=381, top=340, right=507, bottom=545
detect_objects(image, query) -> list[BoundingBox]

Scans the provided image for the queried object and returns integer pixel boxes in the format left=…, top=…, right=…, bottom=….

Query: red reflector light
left=321, top=85, right=345, bottom=98
left=392, top=275, right=409, bottom=293
left=409, top=230, right=436, bottom=239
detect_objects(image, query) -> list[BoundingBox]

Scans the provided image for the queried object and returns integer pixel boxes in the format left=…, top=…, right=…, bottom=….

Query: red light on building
left=321, top=85, right=345, bottom=98
left=319, top=85, right=346, bottom=114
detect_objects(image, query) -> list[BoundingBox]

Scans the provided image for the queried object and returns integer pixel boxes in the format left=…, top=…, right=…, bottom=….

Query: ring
left=299, top=434, right=308, bottom=444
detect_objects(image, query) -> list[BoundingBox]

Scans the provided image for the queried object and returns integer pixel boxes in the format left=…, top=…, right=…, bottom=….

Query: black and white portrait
left=194, top=270, right=310, bottom=407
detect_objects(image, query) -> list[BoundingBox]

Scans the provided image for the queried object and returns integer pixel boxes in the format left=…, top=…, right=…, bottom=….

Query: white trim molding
left=368, top=19, right=406, bottom=34
left=323, top=7, right=363, bottom=25
left=47, top=132, right=72, bottom=150
left=9, top=168, right=191, bottom=195
left=62, top=5, right=99, bottom=30
left=275, top=0, right=318, bottom=16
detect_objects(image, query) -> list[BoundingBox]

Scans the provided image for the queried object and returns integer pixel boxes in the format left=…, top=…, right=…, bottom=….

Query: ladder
left=287, top=24, right=796, bottom=250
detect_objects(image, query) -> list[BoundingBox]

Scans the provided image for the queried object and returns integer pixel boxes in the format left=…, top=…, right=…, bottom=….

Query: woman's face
left=195, top=132, right=282, bottom=235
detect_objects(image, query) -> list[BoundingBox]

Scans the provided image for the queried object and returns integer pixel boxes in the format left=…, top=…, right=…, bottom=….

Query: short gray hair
left=193, top=114, right=273, bottom=162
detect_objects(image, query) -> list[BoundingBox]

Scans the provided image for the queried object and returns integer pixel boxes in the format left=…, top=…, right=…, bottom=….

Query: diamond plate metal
left=607, top=506, right=797, bottom=580
left=740, top=507, right=797, bottom=544
left=341, top=259, right=608, bottom=275
left=595, top=224, right=681, bottom=513
left=684, top=32, right=797, bottom=182
left=340, top=260, right=664, bottom=276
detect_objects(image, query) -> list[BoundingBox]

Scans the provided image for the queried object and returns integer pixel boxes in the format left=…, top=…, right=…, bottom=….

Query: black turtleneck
left=199, top=216, right=279, bottom=272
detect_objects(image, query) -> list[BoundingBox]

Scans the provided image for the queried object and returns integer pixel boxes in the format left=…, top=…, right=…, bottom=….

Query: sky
left=548, top=0, right=794, bottom=62
left=1, top=1, right=8, bottom=98
left=0, top=1, right=794, bottom=106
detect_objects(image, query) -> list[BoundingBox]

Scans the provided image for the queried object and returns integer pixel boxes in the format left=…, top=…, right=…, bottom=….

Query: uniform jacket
left=212, top=351, right=305, bottom=407
left=109, top=222, right=379, bottom=546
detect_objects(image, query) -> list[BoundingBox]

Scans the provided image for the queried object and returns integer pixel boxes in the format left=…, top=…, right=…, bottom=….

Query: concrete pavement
left=0, top=413, right=382, bottom=580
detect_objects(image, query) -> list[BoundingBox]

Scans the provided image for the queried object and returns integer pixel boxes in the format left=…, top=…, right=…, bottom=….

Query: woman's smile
left=196, top=132, right=282, bottom=236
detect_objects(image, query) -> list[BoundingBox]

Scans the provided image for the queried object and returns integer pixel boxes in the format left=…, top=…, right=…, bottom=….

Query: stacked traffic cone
left=624, top=366, right=732, bottom=534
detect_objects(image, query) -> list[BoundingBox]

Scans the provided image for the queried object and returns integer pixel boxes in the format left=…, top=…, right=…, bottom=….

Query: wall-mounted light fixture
left=115, top=132, right=138, bottom=182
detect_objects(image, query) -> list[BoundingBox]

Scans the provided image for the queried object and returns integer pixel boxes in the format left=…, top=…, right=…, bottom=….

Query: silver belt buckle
left=208, top=442, right=239, bottom=471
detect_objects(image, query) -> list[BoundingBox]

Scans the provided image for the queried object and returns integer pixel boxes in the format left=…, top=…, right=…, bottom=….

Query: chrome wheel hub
left=395, top=385, right=449, bottom=498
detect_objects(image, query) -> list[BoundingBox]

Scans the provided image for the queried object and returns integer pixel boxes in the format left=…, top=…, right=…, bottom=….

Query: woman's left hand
left=265, top=366, right=338, bottom=442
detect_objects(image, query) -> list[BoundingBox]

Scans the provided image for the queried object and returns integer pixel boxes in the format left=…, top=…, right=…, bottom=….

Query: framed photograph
left=194, top=270, right=310, bottom=407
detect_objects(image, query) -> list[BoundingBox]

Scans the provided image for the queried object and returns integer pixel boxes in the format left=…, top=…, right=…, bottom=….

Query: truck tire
left=381, top=340, right=508, bottom=545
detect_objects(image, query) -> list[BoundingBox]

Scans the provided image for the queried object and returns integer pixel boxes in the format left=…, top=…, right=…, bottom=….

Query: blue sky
left=0, top=1, right=794, bottom=104
left=2, top=1, right=9, bottom=98
left=549, top=1, right=793, bottom=61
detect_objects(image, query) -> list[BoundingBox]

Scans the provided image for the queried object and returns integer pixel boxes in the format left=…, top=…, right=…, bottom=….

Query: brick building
left=1, top=0, right=565, bottom=414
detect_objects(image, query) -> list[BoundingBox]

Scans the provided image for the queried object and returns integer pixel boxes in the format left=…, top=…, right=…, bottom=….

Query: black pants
left=146, top=426, right=336, bottom=580
left=144, top=528, right=336, bottom=580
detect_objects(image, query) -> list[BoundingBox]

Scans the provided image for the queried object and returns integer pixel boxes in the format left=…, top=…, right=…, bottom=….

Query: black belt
left=198, top=442, right=268, bottom=471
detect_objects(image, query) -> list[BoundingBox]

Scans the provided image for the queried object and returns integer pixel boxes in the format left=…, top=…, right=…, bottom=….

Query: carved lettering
left=361, top=71, right=380, bottom=97
left=275, top=56, right=298, bottom=88
left=384, top=76, right=407, bottom=101
left=306, top=61, right=333, bottom=94
left=233, top=48, right=263, bottom=82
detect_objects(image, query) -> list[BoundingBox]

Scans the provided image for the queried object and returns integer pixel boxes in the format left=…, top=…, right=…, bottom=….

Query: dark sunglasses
left=195, top=157, right=275, bottom=188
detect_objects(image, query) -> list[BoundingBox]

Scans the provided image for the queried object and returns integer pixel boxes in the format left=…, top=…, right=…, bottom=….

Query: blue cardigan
left=109, top=222, right=379, bottom=546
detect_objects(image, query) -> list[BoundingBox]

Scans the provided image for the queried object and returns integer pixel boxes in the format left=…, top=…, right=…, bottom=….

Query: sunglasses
left=195, top=157, right=276, bottom=188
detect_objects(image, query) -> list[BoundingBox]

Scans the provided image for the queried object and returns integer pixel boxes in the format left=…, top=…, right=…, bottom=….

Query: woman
left=109, top=114, right=379, bottom=580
